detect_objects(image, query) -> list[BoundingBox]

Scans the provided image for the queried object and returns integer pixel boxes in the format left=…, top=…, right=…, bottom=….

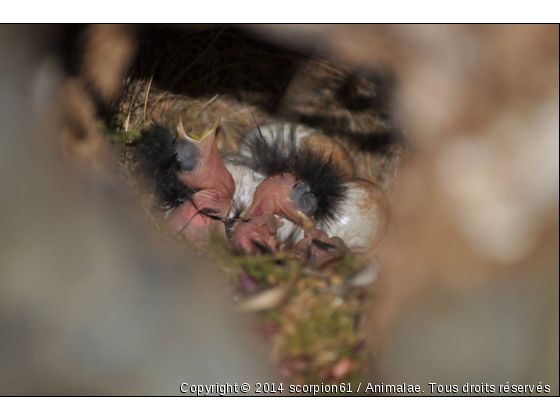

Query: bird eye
left=174, top=140, right=198, bottom=172
left=292, top=183, right=317, bottom=217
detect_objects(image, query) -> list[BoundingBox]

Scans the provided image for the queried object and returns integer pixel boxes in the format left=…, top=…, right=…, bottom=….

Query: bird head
left=230, top=172, right=317, bottom=254
left=164, top=119, right=236, bottom=244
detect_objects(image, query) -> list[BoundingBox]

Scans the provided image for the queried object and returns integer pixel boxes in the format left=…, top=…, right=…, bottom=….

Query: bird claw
left=292, top=227, right=348, bottom=264
left=231, top=214, right=282, bottom=255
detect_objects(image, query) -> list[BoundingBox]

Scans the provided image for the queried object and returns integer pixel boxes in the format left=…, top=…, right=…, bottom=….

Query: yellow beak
left=177, top=118, right=220, bottom=143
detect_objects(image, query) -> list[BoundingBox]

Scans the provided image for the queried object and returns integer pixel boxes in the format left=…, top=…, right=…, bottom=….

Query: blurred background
left=0, top=24, right=557, bottom=395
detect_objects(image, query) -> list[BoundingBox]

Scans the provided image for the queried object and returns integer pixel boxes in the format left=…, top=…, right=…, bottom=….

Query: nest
left=111, top=25, right=407, bottom=384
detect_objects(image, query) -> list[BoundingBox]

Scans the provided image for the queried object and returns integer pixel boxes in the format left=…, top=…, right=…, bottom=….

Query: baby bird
left=135, top=119, right=235, bottom=244
left=225, top=122, right=388, bottom=255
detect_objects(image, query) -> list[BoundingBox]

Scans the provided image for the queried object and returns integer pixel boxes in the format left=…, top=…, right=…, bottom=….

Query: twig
left=143, top=75, right=154, bottom=123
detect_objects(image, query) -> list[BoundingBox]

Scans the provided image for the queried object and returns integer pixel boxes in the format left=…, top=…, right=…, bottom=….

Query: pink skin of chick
left=166, top=120, right=235, bottom=245
left=231, top=173, right=318, bottom=254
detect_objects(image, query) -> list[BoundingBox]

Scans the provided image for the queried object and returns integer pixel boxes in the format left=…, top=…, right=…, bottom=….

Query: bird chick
left=135, top=119, right=235, bottom=244
left=226, top=122, right=387, bottom=254
left=227, top=123, right=348, bottom=255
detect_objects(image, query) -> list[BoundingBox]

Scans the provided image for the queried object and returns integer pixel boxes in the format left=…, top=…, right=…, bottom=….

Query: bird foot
left=292, top=227, right=348, bottom=264
left=231, top=214, right=282, bottom=255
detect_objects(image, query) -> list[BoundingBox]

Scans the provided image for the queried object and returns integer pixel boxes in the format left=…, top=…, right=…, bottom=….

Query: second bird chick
left=225, top=122, right=388, bottom=254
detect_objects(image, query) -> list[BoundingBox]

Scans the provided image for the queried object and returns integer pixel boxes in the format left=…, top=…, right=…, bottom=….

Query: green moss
left=285, top=299, right=359, bottom=365
left=98, top=117, right=142, bottom=154
left=233, top=255, right=299, bottom=285
left=331, top=252, right=367, bottom=279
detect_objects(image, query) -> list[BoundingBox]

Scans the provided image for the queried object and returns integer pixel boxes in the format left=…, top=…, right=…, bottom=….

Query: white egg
left=325, top=179, right=388, bottom=250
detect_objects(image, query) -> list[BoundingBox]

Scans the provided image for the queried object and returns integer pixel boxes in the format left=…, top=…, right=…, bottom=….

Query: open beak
left=176, top=117, right=219, bottom=144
